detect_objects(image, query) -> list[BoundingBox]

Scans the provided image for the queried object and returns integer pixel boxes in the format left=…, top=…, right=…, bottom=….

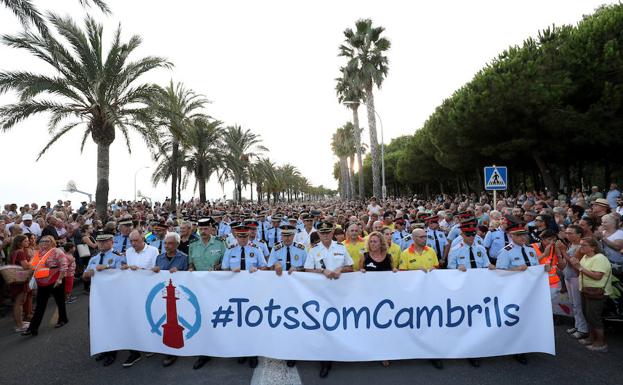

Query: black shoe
left=103, top=354, right=116, bottom=367
left=319, top=363, right=332, bottom=378
left=514, top=354, right=527, bottom=365
left=95, top=353, right=105, bottom=361
left=54, top=321, right=68, bottom=329
left=286, top=360, right=296, bottom=367
left=193, top=356, right=211, bottom=370
left=163, top=355, right=177, bottom=367
left=468, top=358, right=480, bottom=368
left=21, top=329, right=37, bottom=336
left=249, top=357, right=259, bottom=368
left=237, top=357, right=247, bottom=364
left=430, top=359, right=444, bottom=369
left=122, top=352, right=142, bottom=368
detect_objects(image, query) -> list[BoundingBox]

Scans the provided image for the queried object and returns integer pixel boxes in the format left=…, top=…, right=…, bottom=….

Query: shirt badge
left=477, top=251, right=482, bottom=257
left=294, top=255, right=299, bottom=261
left=250, top=252, right=254, bottom=257
left=107, top=259, right=113, bottom=265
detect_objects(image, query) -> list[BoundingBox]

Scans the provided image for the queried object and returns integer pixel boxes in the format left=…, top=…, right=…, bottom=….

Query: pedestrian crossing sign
left=484, top=166, right=507, bottom=190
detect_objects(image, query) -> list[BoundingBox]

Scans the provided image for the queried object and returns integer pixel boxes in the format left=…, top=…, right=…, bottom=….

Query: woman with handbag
left=8, top=235, right=32, bottom=333
left=21, top=235, right=69, bottom=337
left=569, top=237, right=613, bottom=352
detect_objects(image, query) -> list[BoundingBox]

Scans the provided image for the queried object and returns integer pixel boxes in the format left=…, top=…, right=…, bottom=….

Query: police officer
left=425, top=216, right=449, bottom=264
left=266, top=215, right=283, bottom=250
left=113, top=217, right=133, bottom=254
left=213, top=211, right=231, bottom=237
left=392, top=219, right=409, bottom=245
left=294, top=213, right=315, bottom=249
left=496, top=221, right=551, bottom=365
left=149, top=220, right=167, bottom=254
left=245, top=219, right=270, bottom=259
left=269, top=225, right=307, bottom=275
left=483, top=215, right=511, bottom=262
left=304, top=221, right=353, bottom=378
left=255, top=211, right=270, bottom=243
left=222, top=223, right=267, bottom=368
left=450, top=217, right=485, bottom=249
left=82, top=231, right=126, bottom=367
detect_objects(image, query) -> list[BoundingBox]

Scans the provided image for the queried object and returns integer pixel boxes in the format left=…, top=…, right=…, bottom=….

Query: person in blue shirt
left=255, top=212, right=270, bottom=243
left=151, top=231, right=188, bottom=368
left=213, top=211, right=231, bottom=237
left=82, top=231, right=126, bottom=367
left=149, top=220, right=167, bottom=254
left=483, top=216, right=511, bottom=262
left=425, top=216, right=449, bottom=263
left=113, top=218, right=133, bottom=255
left=222, top=223, right=266, bottom=369
left=268, top=225, right=307, bottom=275
left=392, top=219, right=409, bottom=245
left=266, top=215, right=283, bottom=250
left=244, top=219, right=270, bottom=259
left=495, top=220, right=550, bottom=366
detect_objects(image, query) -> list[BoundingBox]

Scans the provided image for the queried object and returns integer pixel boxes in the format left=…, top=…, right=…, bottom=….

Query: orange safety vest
left=31, top=249, right=55, bottom=279
left=531, top=243, right=560, bottom=287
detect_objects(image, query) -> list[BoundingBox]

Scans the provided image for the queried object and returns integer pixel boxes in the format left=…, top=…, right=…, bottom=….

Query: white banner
left=90, top=267, right=555, bottom=360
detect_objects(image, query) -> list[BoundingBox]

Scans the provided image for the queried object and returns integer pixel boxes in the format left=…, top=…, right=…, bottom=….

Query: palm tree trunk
left=348, top=155, right=356, bottom=200
left=351, top=105, right=364, bottom=199
left=339, top=157, right=349, bottom=201
left=365, top=84, right=381, bottom=199
left=250, top=181, right=254, bottom=203
left=177, top=166, right=182, bottom=205
left=198, top=164, right=206, bottom=203
left=95, top=143, right=110, bottom=221
left=170, top=139, right=179, bottom=212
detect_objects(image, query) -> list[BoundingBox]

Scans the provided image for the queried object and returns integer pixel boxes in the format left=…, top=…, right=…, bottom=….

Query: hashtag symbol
left=211, top=305, right=234, bottom=328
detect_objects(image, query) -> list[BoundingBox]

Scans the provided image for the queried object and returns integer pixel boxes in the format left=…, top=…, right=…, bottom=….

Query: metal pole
left=374, top=110, right=386, bottom=201
left=493, top=190, right=497, bottom=209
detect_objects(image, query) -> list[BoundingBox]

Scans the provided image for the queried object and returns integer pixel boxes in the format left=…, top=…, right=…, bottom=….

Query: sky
left=0, top=0, right=611, bottom=205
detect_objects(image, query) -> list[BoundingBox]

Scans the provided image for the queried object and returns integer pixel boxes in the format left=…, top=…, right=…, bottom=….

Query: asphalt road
left=0, top=289, right=622, bottom=385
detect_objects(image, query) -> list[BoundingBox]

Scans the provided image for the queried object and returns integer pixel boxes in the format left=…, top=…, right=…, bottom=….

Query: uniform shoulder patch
left=503, top=244, right=513, bottom=251
left=336, top=241, right=343, bottom=245
left=217, top=235, right=227, bottom=242
left=228, top=244, right=236, bottom=249
left=403, top=235, right=412, bottom=241
left=294, top=243, right=305, bottom=250
left=273, top=242, right=283, bottom=251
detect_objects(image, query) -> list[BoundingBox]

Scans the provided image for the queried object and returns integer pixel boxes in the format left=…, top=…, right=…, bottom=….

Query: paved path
left=0, top=289, right=621, bottom=385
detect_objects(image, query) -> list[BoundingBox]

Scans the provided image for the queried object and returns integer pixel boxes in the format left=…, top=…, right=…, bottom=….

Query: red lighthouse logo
left=162, top=279, right=185, bottom=348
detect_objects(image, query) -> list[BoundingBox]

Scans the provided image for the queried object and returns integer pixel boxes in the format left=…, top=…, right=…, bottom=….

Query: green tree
left=0, top=14, right=171, bottom=218
left=222, top=125, right=267, bottom=202
left=339, top=18, right=390, bottom=199
left=331, top=124, right=353, bottom=200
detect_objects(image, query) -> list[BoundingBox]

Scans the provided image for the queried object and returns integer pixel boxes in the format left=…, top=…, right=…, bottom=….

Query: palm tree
left=279, top=164, right=302, bottom=202
left=331, top=125, right=353, bottom=200
left=222, top=125, right=267, bottom=202
left=0, top=14, right=171, bottom=219
left=181, top=119, right=224, bottom=203
left=252, top=157, right=277, bottom=204
left=336, top=62, right=366, bottom=198
left=1, top=0, right=111, bottom=34
left=339, top=18, right=390, bottom=199
left=145, top=81, right=209, bottom=212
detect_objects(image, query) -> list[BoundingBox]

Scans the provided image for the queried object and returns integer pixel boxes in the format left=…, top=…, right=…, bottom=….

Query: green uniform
left=189, top=236, right=226, bottom=271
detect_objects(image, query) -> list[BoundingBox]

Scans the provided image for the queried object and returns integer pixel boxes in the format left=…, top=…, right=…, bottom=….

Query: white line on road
left=250, top=357, right=302, bottom=385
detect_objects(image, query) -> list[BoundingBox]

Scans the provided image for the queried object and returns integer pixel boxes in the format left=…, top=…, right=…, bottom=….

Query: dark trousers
left=29, top=282, right=68, bottom=332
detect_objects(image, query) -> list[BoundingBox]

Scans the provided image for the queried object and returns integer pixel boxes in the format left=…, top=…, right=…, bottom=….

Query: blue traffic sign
left=484, top=166, right=507, bottom=191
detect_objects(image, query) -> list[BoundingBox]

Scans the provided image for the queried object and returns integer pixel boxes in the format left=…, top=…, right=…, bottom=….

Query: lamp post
left=134, top=166, right=150, bottom=202
left=342, top=101, right=386, bottom=200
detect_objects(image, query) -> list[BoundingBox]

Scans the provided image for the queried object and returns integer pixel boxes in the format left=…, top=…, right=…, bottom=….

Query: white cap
left=22, top=214, right=33, bottom=221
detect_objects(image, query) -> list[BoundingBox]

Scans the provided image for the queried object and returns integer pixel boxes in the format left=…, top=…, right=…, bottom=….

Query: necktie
left=261, top=224, right=266, bottom=242
left=469, top=246, right=477, bottom=268
left=503, top=232, right=509, bottom=245
left=158, top=240, right=163, bottom=253
left=98, top=252, right=105, bottom=265
left=240, top=246, right=246, bottom=271
left=286, top=245, right=291, bottom=270
left=273, top=228, right=278, bottom=246
left=433, top=231, right=441, bottom=257
left=520, top=247, right=531, bottom=266
left=121, top=236, right=128, bottom=253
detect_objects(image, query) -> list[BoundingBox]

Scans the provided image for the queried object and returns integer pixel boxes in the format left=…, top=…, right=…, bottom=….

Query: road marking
left=251, top=357, right=302, bottom=385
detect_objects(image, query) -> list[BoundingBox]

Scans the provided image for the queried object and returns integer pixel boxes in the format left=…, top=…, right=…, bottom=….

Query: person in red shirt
left=9, top=235, right=32, bottom=333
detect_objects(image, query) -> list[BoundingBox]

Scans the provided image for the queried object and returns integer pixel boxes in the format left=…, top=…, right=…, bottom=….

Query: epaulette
left=228, top=244, right=236, bottom=249
left=336, top=241, right=343, bottom=245
left=258, top=239, right=266, bottom=243
left=273, top=242, right=283, bottom=251
left=112, top=250, right=122, bottom=256
left=217, top=235, right=227, bottom=242
left=402, top=235, right=412, bottom=242
left=503, top=244, right=513, bottom=251
left=294, top=242, right=305, bottom=250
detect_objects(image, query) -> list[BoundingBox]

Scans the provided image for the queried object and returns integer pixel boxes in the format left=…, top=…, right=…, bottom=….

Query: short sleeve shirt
left=188, top=237, right=226, bottom=271
left=580, top=253, right=613, bottom=296
left=399, top=245, right=439, bottom=270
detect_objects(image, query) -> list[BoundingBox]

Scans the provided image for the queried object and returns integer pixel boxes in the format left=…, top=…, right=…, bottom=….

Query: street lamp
left=342, top=101, right=386, bottom=200
left=134, top=166, right=150, bottom=202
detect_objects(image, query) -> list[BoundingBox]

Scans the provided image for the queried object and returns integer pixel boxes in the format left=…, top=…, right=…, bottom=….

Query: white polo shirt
left=125, top=244, right=159, bottom=269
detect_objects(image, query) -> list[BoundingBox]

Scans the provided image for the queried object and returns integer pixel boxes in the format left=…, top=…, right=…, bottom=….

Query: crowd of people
left=0, top=184, right=621, bottom=378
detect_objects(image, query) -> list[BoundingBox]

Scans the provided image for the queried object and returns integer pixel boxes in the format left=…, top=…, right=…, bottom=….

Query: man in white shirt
left=294, top=214, right=315, bottom=249
left=122, top=230, right=159, bottom=270
left=19, top=214, right=41, bottom=237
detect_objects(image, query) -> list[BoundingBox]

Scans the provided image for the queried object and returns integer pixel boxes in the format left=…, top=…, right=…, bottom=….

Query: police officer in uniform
left=392, top=218, right=409, bottom=245
left=245, top=219, right=270, bottom=259
left=113, top=217, right=133, bottom=254
left=221, top=223, right=267, bottom=369
left=304, top=221, right=353, bottom=378
left=149, top=220, right=167, bottom=254
left=483, top=215, right=511, bottom=262
left=82, top=231, right=126, bottom=366
left=266, top=215, right=283, bottom=250
left=425, top=216, right=449, bottom=265
left=496, top=220, right=551, bottom=365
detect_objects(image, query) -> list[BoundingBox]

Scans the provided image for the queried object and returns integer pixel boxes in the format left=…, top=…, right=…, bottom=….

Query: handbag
left=581, top=268, right=611, bottom=300
left=0, top=265, right=33, bottom=284
left=77, top=244, right=91, bottom=258
left=28, top=275, right=37, bottom=290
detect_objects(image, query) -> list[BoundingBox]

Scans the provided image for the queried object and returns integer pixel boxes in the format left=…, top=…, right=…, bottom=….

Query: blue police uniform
left=113, top=233, right=131, bottom=254
left=255, top=220, right=270, bottom=243
left=483, top=228, right=509, bottom=260
left=150, top=237, right=166, bottom=254
left=495, top=243, right=539, bottom=270
left=218, top=221, right=231, bottom=237
left=426, top=229, right=448, bottom=258
left=451, top=234, right=484, bottom=248
left=86, top=249, right=126, bottom=272
left=250, top=240, right=270, bottom=258
left=400, top=234, right=414, bottom=251
left=222, top=244, right=267, bottom=271
left=447, top=224, right=461, bottom=241
left=266, top=226, right=282, bottom=249
left=155, top=250, right=189, bottom=271
left=392, top=229, right=409, bottom=245
left=267, top=241, right=307, bottom=269
left=447, top=242, right=491, bottom=269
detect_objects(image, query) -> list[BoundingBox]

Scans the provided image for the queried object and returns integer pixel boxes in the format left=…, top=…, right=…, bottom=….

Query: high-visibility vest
left=531, top=243, right=560, bottom=287
left=31, top=249, right=55, bottom=279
